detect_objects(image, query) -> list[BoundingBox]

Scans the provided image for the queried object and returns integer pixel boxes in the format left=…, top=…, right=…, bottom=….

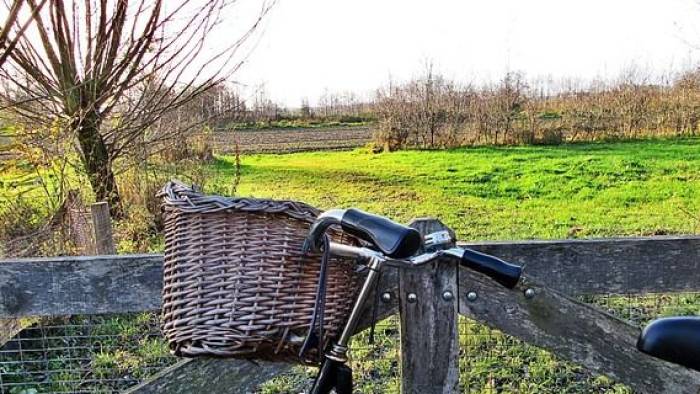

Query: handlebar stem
left=332, top=254, right=384, bottom=356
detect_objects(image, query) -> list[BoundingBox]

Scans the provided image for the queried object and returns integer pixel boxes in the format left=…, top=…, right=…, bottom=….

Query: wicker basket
left=159, top=181, right=360, bottom=363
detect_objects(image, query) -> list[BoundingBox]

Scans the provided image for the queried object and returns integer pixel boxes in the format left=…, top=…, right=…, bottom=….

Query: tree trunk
left=73, top=113, right=122, bottom=218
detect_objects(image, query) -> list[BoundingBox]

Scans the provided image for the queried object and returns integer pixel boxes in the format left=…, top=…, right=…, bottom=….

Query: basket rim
left=158, top=180, right=321, bottom=222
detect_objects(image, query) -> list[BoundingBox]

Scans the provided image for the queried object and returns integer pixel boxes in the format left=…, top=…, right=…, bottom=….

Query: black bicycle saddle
left=637, top=316, right=700, bottom=372
left=340, top=208, right=421, bottom=259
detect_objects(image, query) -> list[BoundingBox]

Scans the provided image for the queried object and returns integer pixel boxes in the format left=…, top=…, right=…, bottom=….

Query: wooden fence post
left=91, top=202, right=116, bottom=255
left=64, top=191, right=96, bottom=255
left=398, top=218, right=459, bottom=394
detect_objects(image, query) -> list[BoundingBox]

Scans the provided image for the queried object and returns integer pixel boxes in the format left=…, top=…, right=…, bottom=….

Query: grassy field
left=215, top=138, right=700, bottom=241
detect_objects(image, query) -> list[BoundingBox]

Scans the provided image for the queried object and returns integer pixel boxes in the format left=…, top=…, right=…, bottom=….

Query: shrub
left=159, top=127, right=214, bottom=163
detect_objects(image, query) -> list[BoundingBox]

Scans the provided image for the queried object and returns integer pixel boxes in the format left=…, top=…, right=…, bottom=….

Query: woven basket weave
left=159, top=181, right=359, bottom=363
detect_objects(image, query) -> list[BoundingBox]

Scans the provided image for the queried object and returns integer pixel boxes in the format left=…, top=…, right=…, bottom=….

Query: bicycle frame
left=309, top=242, right=460, bottom=394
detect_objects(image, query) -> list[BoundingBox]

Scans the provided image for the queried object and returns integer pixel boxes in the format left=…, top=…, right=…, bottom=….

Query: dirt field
left=210, top=126, right=373, bottom=153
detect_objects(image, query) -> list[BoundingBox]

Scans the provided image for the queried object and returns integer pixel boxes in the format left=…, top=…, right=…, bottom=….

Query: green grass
left=212, top=138, right=700, bottom=241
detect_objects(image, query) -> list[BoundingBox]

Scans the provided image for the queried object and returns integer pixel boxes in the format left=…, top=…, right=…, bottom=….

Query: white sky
left=231, top=0, right=700, bottom=106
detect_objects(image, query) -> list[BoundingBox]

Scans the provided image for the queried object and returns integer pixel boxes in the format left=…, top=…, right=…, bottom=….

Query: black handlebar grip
left=340, top=208, right=421, bottom=259
left=460, top=248, right=522, bottom=288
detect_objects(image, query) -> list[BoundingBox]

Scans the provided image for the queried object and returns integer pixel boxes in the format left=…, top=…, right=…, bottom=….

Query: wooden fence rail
left=2, top=235, right=700, bottom=393
left=2, top=236, right=699, bottom=318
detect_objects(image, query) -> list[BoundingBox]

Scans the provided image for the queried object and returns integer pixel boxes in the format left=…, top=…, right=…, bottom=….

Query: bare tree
left=0, top=0, right=273, bottom=216
left=300, top=97, right=311, bottom=118
left=0, top=0, right=48, bottom=66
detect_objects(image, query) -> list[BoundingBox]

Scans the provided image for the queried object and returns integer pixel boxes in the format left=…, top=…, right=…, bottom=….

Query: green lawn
left=214, top=138, right=700, bottom=241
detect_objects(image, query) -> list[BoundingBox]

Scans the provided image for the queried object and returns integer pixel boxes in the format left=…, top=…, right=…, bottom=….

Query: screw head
left=442, top=290, right=454, bottom=301
left=466, top=291, right=478, bottom=302
left=407, top=293, right=418, bottom=303
left=381, top=292, right=392, bottom=303
left=524, top=288, right=536, bottom=299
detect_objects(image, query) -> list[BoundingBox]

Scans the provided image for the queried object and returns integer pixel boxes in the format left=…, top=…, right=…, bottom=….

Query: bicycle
left=301, top=207, right=700, bottom=394
left=301, top=208, right=522, bottom=394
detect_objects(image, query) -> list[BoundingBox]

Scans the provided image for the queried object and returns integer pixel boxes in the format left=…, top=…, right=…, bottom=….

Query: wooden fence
left=1, top=218, right=700, bottom=393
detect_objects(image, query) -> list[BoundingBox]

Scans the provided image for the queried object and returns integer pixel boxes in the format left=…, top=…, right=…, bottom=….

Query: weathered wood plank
left=124, top=358, right=291, bottom=394
left=0, top=253, right=399, bottom=323
left=0, top=254, right=162, bottom=317
left=458, top=269, right=700, bottom=393
left=399, top=219, right=459, bottom=394
left=0, top=317, right=32, bottom=346
left=91, top=202, right=116, bottom=255
left=464, top=236, right=700, bottom=295
left=2, top=236, right=700, bottom=318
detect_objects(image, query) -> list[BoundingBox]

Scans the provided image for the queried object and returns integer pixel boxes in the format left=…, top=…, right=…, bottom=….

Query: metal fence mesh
left=0, top=314, right=175, bottom=394
left=458, top=317, right=625, bottom=393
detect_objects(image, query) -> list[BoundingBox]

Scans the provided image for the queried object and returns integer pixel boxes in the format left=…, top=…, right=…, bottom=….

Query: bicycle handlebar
left=341, top=208, right=422, bottom=258
left=328, top=242, right=522, bottom=289
left=306, top=208, right=522, bottom=288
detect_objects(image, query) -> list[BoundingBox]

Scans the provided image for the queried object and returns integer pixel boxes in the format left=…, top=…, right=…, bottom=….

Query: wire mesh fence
left=0, top=314, right=401, bottom=394
left=458, top=317, right=627, bottom=393
left=1, top=292, right=697, bottom=393
left=0, top=314, right=175, bottom=394
left=257, top=317, right=402, bottom=394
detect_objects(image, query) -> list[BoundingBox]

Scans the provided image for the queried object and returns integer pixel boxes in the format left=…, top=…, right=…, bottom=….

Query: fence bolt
left=407, top=293, right=418, bottom=303
left=466, top=291, right=478, bottom=302
left=442, top=290, right=454, bottom=301
left=524, top=288, right=536, bottom=299
left=381, top=292, right=392, bottom=303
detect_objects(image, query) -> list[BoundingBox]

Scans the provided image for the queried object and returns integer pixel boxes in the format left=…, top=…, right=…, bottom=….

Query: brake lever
left=424, top=230, right=453, bottom=249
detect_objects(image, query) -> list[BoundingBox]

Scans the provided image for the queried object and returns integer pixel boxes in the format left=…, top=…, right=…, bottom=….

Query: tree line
left=189, top=66, right=700, bottom=151
left=373, top=67, right=700, bottom=150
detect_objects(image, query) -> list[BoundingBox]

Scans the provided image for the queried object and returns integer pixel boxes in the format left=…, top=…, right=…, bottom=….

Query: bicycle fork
left=310, top=254, right=385, bottom=394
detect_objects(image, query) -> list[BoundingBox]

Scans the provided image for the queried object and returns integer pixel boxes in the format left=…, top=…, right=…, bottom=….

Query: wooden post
left=398, top=218, right=459, bottom=394
left=65, top=190, right=96, bottom=255
left=91, top=202, right=116, bottom=255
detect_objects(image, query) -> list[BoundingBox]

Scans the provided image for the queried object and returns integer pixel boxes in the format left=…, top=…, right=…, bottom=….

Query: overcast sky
left=231, top=0, right=700, bottom=106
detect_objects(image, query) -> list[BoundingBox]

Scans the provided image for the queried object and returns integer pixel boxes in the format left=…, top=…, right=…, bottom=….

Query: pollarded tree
left=0, top=0, right=272, bottom=216
left=0, top=0, right=48, bottom=67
